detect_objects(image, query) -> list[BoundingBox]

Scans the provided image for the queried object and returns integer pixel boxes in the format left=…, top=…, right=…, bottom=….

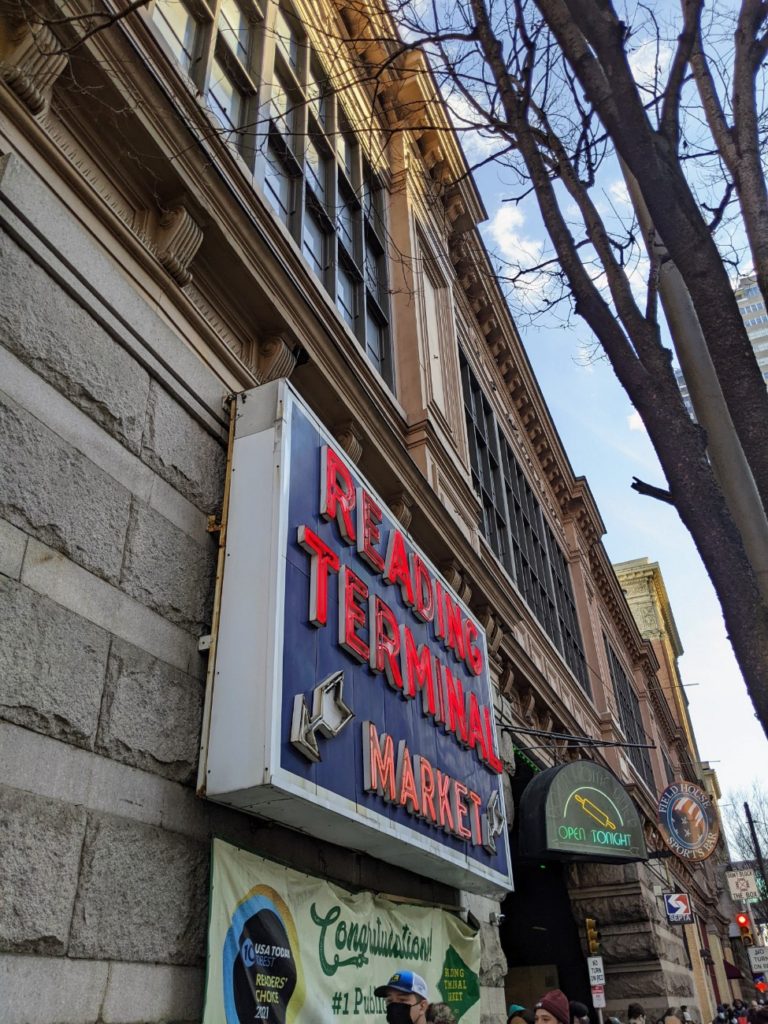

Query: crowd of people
left=372, top=968, right=768, bottom=1024
left=712, top=1000, right=768, bottom=1024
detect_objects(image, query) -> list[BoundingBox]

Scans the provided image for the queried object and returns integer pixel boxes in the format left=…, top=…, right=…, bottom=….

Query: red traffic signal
left=736, top=912, right=754, bottom=945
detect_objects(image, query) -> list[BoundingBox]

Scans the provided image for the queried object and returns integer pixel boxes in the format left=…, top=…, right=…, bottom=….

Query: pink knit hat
left=535, top=991, right=571, bottom=1024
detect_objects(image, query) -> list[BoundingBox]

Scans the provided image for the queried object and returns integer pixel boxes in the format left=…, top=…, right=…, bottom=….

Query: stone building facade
left=0, top=0, right=732, bottom=1020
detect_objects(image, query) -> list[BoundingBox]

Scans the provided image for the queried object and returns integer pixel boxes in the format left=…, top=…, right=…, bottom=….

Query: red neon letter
left=411, top=554, right=434, bottom=622
left=297, top=525, right=340, bottom=626
left=396, top=741, right=420, bottom=814
left=320, top=445, right=356, bottom=542
left=369, top=595, right=403, bottom=691
left=383, top=529, right=414, bottom=606
left=467, top=692, right=488, bottom=760
left=452, top=780, right=472, bottom=840
left=356, top=489, right=385, bottom=572
left=415, top=755, right=436, bottom=824
left=401, top=626, right=437, bottom=714
left=445, top=668, right=469, bottom=745
left=444, top=593, right=466, bottom=660
left=464, top=618, right=484, bottom=675
left=434, top=580, right=446, bottom=639
left=363, top=722, right=396, bottom=801
left=436, top=770, right=455, bottom=833
left=339, top=564, right=369, bottom=662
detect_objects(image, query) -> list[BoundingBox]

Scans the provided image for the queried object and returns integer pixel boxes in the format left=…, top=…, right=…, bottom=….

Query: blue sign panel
left=201, top=381, right=513, bottom=894
left=280, top=399, right=507, bottom=875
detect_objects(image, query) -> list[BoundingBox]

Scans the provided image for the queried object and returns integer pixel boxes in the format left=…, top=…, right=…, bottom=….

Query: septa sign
left=199, top=381, right=513, bottom=895
left=663, top=892, right=694, bottom=925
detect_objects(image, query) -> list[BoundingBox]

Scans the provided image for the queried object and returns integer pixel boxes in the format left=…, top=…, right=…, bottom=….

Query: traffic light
left=585, top=916, right=601, bottom=955
left=736, top=912, right=754, bottom=946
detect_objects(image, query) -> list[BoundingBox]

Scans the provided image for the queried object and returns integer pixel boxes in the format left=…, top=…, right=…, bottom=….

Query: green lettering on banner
left=311, top=903, right=434, bottom=978
left=437, top=947, right=479, bottom=1022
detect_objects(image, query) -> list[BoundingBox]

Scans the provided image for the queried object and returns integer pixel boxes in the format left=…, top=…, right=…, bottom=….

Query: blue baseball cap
left=374, top=971, right=429, bottom=1000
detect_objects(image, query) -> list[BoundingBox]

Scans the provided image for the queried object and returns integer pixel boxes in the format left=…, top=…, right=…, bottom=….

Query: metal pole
left=620, top=162, right=768, bottom=607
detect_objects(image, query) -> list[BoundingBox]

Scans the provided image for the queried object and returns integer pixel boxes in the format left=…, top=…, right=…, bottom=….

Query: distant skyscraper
left=674, top=365, right=695, bottom=417
left=734, top=274, right=768, bottom=384
left=675, top=273, right=768, bottom=417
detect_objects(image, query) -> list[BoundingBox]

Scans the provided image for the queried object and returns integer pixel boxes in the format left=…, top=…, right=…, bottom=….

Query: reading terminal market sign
left=199, top=381, right=513, bottom=896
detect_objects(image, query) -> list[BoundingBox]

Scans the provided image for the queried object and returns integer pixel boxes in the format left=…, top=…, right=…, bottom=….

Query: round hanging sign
left=657, top=781, right=719, bottom=862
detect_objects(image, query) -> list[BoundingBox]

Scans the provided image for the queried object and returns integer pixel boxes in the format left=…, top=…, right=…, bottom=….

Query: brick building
left=0, top=0, right=736, bottom=1019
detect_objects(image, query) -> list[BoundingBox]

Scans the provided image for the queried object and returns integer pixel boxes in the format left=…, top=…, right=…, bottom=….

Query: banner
left=202, top=839, right=482, bottom=1024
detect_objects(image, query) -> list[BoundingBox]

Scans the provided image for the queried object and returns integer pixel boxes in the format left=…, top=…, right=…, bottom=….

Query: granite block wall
left=0, top=153, right=463, bottom=1024
left=0, top=203, right=225, bottom=1021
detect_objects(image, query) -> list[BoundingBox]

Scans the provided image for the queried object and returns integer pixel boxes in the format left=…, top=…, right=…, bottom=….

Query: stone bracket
left=134, top=201, right=204, bottom=286
left=0, top=16, right=68, bottom=116
left=388, top=490, right=413, bottom=531
left=332, top=419, right=363, bottom=464
left=251, top=333, right=298, bottom=384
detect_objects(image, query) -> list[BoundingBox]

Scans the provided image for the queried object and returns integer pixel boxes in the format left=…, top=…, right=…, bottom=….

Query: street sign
left=748, top=947, right=768, bottom=973
left=727, top=869, right=760, bottom=901
left=588, top=956, right=605, bottom=984
left=591, top=985, right=606, bottom=1009
left=663, top=892, right=694, bottom=924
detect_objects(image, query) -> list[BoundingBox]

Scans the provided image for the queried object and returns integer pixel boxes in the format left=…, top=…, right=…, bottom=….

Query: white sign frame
left=198, top=380, right=513, bottom=896
left=591, top=985, right=606, bottom=1009
left=727, top=869, right=760, bottom=901
left=588, top=956, right=605, bottom=984
left=748, top=947, right=768, bottom=973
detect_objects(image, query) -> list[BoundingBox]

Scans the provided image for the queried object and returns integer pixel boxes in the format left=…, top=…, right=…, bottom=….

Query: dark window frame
left=604, top=636, right=655, bottom=789
left=460, top=351, right=589, bottom=691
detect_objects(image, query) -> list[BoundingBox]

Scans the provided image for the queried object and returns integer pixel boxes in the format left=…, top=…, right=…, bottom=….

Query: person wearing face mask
left=374, top=970, right=430, bottom=1024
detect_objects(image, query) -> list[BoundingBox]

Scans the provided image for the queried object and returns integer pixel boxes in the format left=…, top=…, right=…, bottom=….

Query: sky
left=471, top=181, right=768, bottom=806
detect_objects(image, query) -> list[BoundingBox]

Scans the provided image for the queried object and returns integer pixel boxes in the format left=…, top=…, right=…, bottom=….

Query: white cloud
left=627, top=409, right=646, bottom=432
left=446, top=94, right=505, bottom=162
left=628, top=40, right=673, bottom=91
left=608, top=179, right=631, bottom=209
left=487, top=204, right=545, bottom=267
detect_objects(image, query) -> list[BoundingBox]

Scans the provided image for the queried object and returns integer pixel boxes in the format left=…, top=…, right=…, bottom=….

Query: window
left=273, top=4, right=299, bottom=69
left=662, top=749, right=675, bottom=787
left=604, top=637, right=654, bottom=789
left=264, top=8, right=392, bottom=382
left=149, top=0, right=393, bottom=384
left=209, top=54, right=245, bottom=132
left=741, top=284, right=761, bottom=299
left=152, top=0, right=200, bottom=71
left=460, top=352, right=589, bottom=690
left=219, top=0, right=250, bottom=60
